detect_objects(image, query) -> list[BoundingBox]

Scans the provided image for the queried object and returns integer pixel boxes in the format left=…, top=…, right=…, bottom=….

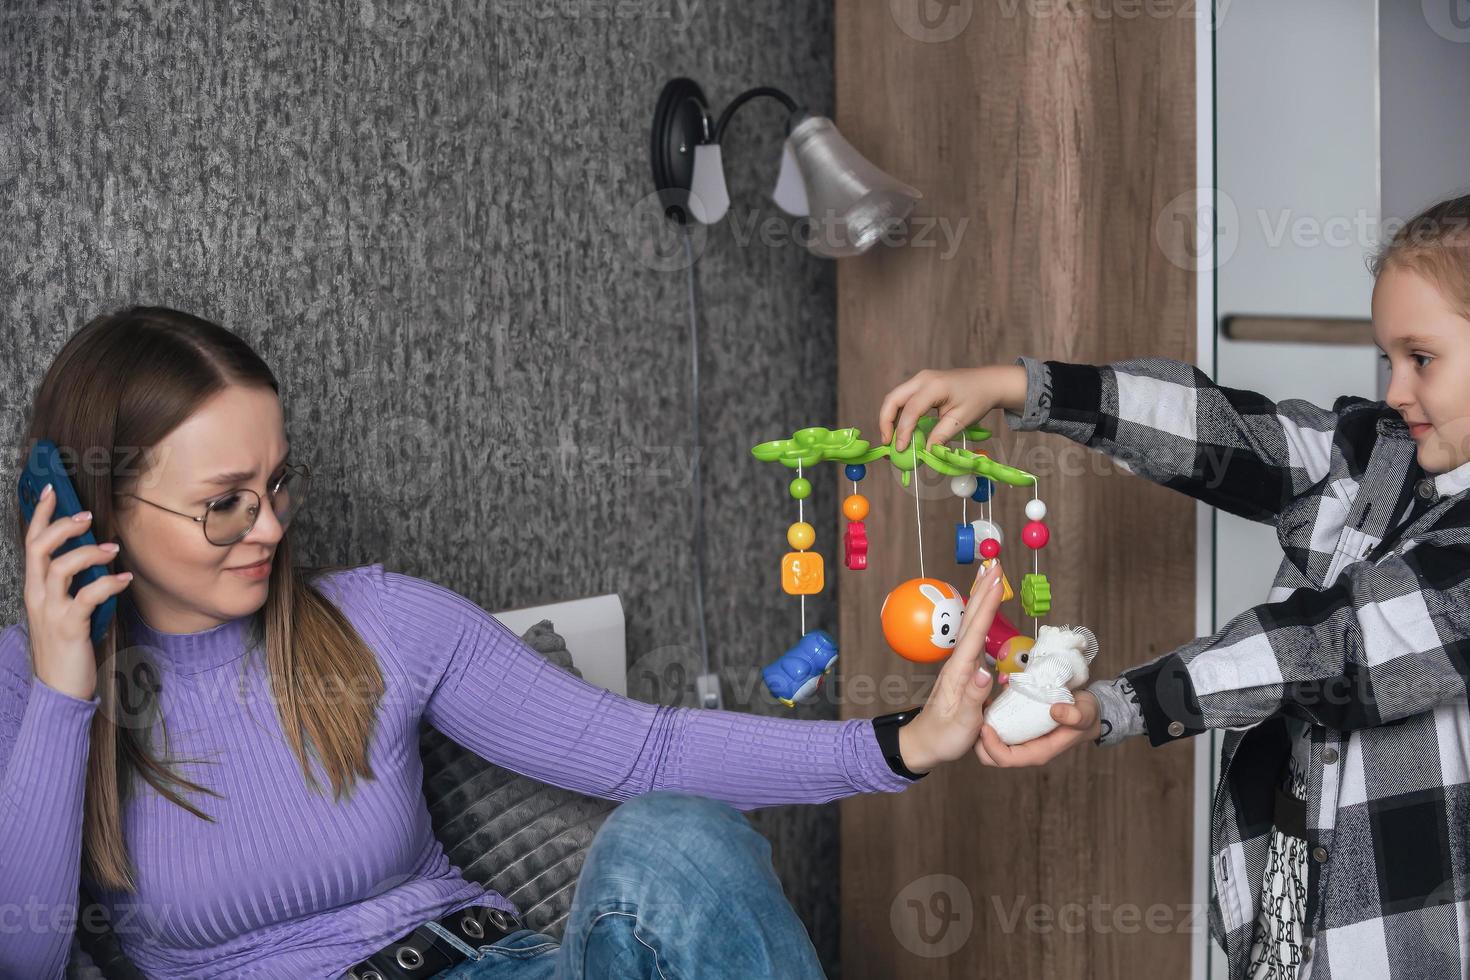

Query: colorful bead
left=787, top=521, right=816, bottom=550
left=971, top=477, right=993, bottom=503
left=789, top=477, right=812, bottom=500
left=1021, top=573, right=1052, bottom=617
left=950, top=474, right=977, bottom=497
left=954, top=523, right=975, bottom=564
left=979, top=537, right=1001, bottom=560
left=1025, top=498, right=1047, bottom=521
left=970, top=519, right=1003, bottom=547
left=845, top=463, right=867, bottom=482
left=842, top=493, right=869, bottom=522
left=844, top=521, right=868, bottom=570
left=1021, top=520, right=1049, bottom=549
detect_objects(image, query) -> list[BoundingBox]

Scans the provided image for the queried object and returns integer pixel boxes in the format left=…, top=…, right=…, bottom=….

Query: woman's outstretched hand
left=975, top=694, right=1102, bottom=768
left=896, top=560, right=1008, bottom=774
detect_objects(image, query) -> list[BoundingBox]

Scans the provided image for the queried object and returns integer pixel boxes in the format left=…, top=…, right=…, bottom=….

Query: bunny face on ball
left=881, top=577, right=967, bottom=663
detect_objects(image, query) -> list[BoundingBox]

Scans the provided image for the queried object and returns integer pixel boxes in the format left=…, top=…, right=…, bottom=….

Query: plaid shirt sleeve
left=1003, top=355, right=1354, bottom=525
left=1003, top=356, right=1461, bottom=748
left=1122, top=527, right=1470, bottom=746
left=1086, top=676, right=1148, bottom=746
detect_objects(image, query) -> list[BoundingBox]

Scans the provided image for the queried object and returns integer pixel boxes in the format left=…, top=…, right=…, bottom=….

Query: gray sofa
left=68, top=620, right=615, bottom=979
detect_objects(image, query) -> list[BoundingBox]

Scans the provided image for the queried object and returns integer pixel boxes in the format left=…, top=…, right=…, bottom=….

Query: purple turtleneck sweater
left=0, top=563, right=914, bottom=978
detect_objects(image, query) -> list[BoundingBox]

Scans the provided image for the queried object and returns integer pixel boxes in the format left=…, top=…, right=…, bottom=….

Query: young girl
left=880, top=192, right=1470, bottom=980
left=0, top=307, right=1009, bottom=979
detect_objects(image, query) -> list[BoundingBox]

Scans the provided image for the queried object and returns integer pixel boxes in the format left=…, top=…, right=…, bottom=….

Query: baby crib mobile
left=749, top=417, right=1054, bottom=707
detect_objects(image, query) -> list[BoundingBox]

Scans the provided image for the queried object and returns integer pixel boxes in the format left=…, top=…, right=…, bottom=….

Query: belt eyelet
left=396, top=946, right=424, bottom=970
left=361, top=972, right=383, bottom=980
left=461, top=912, right=485, bottom=939
left=488, top=909, right=511, bottom=932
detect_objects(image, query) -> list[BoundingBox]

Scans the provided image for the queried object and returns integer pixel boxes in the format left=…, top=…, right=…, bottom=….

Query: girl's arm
left=1004, top=355, right=1375, bottom=526
left=1089, top=515, right=1470, bottom=746
left=361, top=566, right=917, bottom=808
left=0, top=625, right=97, bottom=980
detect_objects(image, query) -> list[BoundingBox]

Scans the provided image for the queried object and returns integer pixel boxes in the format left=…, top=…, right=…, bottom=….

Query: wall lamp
left=648, top=77, right=922, bottom=258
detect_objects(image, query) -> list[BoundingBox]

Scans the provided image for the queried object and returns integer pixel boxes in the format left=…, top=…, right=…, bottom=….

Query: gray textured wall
left=0, top=0, right=849, bottom=972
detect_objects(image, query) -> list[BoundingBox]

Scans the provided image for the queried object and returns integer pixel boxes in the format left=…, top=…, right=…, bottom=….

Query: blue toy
left=762, top=629, right=839, bottom=707
left=954, top=522, right=975, bottom=564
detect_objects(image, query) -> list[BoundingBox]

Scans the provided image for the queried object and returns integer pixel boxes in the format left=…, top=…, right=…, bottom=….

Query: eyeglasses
left=120, top=463, right=312, bottom=546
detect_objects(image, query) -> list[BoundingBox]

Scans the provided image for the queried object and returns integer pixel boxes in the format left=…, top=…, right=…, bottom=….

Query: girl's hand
left=22, top=483, right=132, bottom=701
left=878, top=365, right=1029, bottom=453
left=975, top=693, right=1102, bottom=767
left=897, top=560, right=1007, bottom=774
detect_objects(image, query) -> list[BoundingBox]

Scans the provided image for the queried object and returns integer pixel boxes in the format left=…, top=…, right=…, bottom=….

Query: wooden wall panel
left=836, top=4, right=1198, bottom=978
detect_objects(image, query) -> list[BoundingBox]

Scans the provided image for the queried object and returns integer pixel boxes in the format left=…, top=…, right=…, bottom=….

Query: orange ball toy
left=880, top=577, right=966, bottom=663
left=842, top=493, right=869, bottom=521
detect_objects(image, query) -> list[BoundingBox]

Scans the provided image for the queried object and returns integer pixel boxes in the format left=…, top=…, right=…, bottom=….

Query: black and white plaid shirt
left=1004, top=355, right=1470, bottom=980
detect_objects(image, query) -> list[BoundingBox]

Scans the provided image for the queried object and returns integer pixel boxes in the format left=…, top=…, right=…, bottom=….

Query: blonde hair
left=1370, top=192, right=1470, bottom=318
left=15, top=306, right=385, bottom=892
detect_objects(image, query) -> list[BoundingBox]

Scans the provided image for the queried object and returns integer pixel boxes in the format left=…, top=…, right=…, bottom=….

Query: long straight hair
left=13, top=306, right=385, bottom=893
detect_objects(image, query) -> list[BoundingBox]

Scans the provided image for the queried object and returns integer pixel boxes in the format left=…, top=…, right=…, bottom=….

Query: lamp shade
left=784, top=114, right=921, bottom=258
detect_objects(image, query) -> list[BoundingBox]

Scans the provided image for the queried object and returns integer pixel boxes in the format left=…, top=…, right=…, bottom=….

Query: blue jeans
left=427, top=791, right=827, bottom=979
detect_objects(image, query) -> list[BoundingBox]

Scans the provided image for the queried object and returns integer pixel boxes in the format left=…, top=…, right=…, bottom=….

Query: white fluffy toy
left=986, top=624, right=1099, bottom=745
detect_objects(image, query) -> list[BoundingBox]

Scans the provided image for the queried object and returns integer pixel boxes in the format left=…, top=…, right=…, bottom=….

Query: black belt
left=346, top=905, right=524, bottom=980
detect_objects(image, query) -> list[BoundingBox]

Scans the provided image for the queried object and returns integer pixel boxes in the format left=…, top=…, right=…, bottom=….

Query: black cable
left=682, top=226, right=711, bottom=682
left=711, top=86, right=798, bottom=144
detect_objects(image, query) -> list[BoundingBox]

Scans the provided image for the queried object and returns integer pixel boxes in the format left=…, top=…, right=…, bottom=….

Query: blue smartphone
left=17, top=439, right=118, bottom=645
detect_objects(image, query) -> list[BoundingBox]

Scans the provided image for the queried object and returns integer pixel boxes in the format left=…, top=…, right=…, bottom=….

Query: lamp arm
left=711, top=86, right=800, bottom=144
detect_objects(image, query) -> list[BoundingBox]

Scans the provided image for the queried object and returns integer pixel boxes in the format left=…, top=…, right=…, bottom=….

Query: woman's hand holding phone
left=22, top=484, right=132, bottom=701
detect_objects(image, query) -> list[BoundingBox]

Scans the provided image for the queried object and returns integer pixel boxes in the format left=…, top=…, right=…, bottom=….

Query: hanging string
left=798, top=460, right=806, bottom=635
left=912, top=440, right=925, bottom=578
left=1031, top=474, right=1040, bottom=638
left=961, top=433, right=968, bottom=525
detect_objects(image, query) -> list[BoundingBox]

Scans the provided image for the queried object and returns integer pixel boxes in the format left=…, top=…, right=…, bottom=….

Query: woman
left=0, top=307, right=1006, bottom=979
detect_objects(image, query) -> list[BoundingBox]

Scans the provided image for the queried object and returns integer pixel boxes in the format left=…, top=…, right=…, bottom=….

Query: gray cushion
left=69, top=618, right=611, bottom=977
left=417, top=619, right=615, bottom=939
